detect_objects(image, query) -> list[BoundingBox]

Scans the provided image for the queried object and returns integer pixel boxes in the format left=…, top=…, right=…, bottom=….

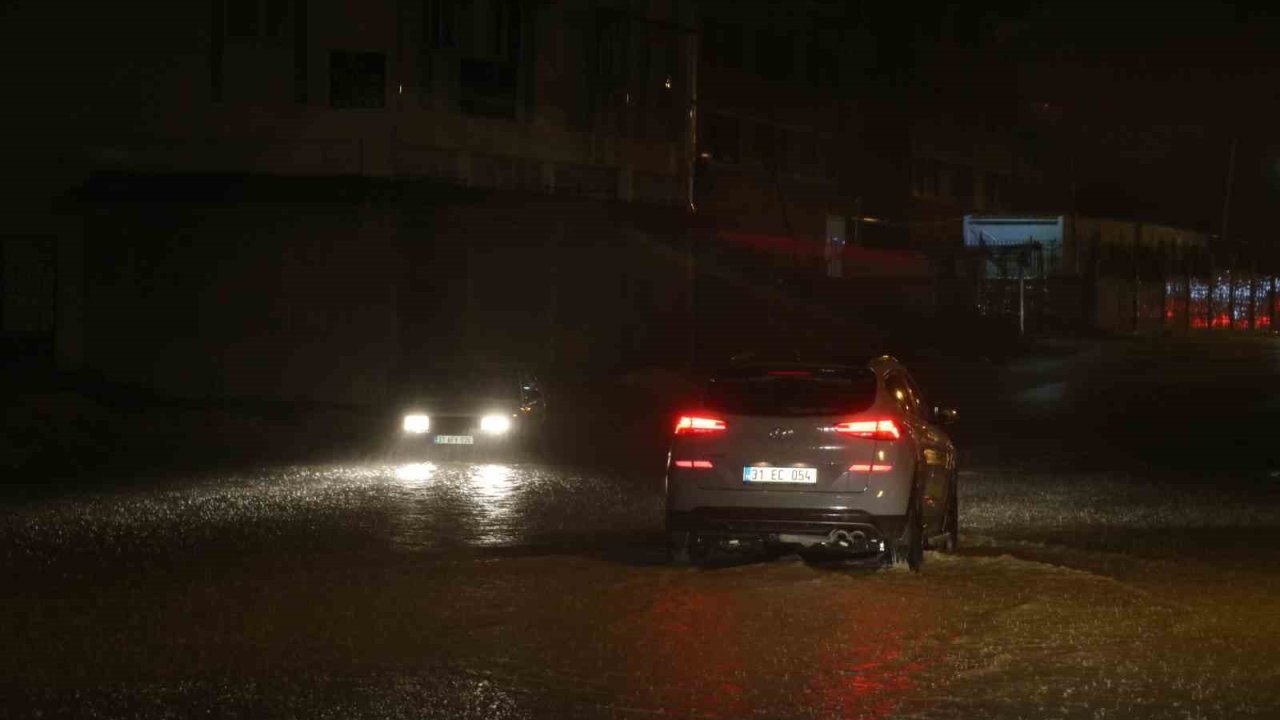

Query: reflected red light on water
left=801, top=596, right=930, bottom=718
left=629, top=586, right=751, bottom=718
left=805, top=633, right=926, bottom=719
left=621, top=579, right=932, bottom=718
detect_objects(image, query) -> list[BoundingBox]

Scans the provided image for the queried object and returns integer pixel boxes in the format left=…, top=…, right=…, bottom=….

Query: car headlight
left=403, top=414, right=431, bottom=434
left=480, top=415, right=512, bottom=435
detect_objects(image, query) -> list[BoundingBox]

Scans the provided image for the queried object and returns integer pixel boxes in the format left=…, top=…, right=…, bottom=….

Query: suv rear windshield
left=704, top=367, right=877, bottom=417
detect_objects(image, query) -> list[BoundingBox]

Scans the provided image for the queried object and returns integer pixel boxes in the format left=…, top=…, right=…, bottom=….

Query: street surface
left=4, top=336, right=1280, bottom=718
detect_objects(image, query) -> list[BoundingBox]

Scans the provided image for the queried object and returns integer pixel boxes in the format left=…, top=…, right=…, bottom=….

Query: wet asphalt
left=4, top=335, right=1280, bottom=718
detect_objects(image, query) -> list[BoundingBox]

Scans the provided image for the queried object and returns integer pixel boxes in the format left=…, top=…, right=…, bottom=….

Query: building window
left=227, top=0, right=261, bottom=38
left=459, top=58, right=517, bottom=117
left=596, top=9, right=630, bottom=93
left=330, top=51, right=386, bottom=108
left=754, top=123, right=786, bottom=170
left=264, top=0, right=291, bottom=39
left=805, top=28, right=840, bottom=88
left=954, top=166, right=975, bottom=205
left=455, top=0, right=521, bottom=118
left=700, top=113, right=741, bottom=163
left=701, top=18, right=743, bottom=69
left=425, top=0, right=461, bottom=49
left=913, top=159, right=943, bottom=198
left=937, top=165, right=953, bottom=200
left=788, top=130, right=818, bottom=175
left=986, top=172, right=1005, bottom=208
left=225, top=0, right=292, bottom=42
left=754, top=27, right=794, bottom=83
left=490, top=0, right=519, bottom=62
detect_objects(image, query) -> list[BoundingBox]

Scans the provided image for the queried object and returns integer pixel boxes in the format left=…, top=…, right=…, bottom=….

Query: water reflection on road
left=619, top=569, right=934, bottom=719
left=380, top=460, right=658, bottom=551
left=3, top=457, right=1279, bottom=718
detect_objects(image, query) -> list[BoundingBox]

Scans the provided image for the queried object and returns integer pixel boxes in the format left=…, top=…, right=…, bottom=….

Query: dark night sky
left=878, top=1, right=1280, bottom=239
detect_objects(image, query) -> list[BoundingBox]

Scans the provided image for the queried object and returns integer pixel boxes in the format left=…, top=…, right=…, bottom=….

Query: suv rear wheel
left=941, top=472, right=959, bottom=553
left=892, top=482, right=925, bottom=572
left=666, top=530, right=692, bottom=565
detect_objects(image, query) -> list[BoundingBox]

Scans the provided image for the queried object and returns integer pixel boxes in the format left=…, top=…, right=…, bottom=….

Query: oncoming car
left=395, top=365, right=546, bottom=457
left=664, top=357, right=958, bottom=570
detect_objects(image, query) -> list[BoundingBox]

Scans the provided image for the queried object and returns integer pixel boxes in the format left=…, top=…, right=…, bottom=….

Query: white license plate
left=743, top=466, right=818, bottom=484
left=434, top=435, right=475, bottom=445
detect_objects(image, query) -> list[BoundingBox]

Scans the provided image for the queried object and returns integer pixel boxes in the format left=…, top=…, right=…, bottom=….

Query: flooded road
left=4, top=337, right=1280, bottom=718
left=4, top=460, right=1278, bottom=718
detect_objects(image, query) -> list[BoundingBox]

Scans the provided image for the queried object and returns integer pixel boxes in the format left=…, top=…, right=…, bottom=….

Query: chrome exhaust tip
left=827, top=528, right=871, bottom=552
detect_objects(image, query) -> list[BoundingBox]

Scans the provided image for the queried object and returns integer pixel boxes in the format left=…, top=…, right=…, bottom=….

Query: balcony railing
left=393, top=142, right=684, bottom=206
left=87, top=136, right=687, bottom=208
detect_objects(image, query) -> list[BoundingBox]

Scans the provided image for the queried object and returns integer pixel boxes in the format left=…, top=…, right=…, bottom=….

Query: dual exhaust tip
left=827, top=529, right=869, bottom=551
left=715, top=529, right=876, bottom=552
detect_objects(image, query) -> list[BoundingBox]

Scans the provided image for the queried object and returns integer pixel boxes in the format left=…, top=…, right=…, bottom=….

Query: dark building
left=20, top=1, right=1251, bottom=403
left=2, top=0, right=706, bottom=402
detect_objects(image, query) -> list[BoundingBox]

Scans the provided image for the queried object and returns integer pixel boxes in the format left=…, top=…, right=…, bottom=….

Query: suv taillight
left=833, top=419, right=901, bottom=441
left=675, top=415, right=727, bottom=435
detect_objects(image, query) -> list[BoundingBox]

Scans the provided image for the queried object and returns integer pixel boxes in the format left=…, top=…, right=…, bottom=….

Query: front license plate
left=434, top=435, right=474, bottom=445
left=743, top=466, right=818, bottom=484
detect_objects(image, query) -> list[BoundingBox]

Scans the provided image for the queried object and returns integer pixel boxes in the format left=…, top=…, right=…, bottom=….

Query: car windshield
left=404, top=367, right=518, bottom=401
left=704, top=367, right=878, bottom=417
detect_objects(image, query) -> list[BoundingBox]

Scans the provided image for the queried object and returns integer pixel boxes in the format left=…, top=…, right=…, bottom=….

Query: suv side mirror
left=934, top=406, right=959, bottom=425
left=521, top=385, right=543, bottom=409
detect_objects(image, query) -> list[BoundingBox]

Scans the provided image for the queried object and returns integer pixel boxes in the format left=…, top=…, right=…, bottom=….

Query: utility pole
left=1249, top=262, right=1257, bottom=330
left=685, top=27, right=698, bottom=213
left=686, top=230, right=696, bottom=369
left=1264, top=274, right=1274, bottom=330
left=1018, top=262, right=1026, bottom=336
left=1220, top=138, right=1238, bottom=329
left=852, top=197, right=862, bottom=247
left=1221, top=138, right=1238, bottom=248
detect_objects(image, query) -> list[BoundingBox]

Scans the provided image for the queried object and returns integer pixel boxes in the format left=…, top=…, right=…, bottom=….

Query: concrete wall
left=71, top=183, right=706, bottom=403
left=398, top=196, right=693, bottom=372
left=82, top=200, right=400, bottom=404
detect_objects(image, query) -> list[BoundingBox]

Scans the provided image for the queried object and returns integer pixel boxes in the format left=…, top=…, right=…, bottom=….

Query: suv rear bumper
left=667, top=507, right=906, bottom=542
